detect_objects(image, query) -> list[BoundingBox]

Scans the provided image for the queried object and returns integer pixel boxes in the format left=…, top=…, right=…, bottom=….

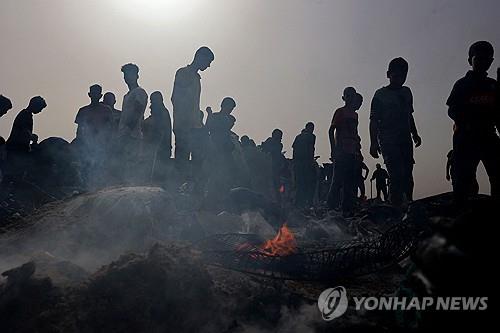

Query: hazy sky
left=1, top=0, right=499, bottom=198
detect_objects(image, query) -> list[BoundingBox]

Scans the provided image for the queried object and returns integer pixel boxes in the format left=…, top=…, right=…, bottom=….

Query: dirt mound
left=0, top=186, right=278, bottom=273
left=0, top=243, right=314, bottom=332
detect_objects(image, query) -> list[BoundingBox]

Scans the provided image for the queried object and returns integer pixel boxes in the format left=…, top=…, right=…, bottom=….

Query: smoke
left=240, top=302, right=325, bottom=333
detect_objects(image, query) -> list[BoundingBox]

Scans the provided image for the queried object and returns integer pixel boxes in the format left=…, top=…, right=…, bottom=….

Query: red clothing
left=331, top=106, right=360, bottom=155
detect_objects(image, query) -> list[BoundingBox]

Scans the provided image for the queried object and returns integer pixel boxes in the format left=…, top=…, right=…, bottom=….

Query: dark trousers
left=453, top=133, right=500, bottom=203
left=294, top=160, right=316, bottom=208
left=328, top=153, right=356, bottom=213
left=376, top=184, right=388, bottom=201
left=358, top=178, right=365, bottom=198
left=381, top=143, right=414, bottom=205
left=174, top=128, right=191, bottom=162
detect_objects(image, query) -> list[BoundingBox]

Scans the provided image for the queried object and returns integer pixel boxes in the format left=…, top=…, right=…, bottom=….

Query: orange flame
left=260, top=223, right=297, bottom=256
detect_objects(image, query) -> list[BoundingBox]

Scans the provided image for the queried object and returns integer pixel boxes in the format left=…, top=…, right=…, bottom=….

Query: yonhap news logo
left=317, top=286, right=488, bottom=321
left=317, top=286, right=348, bottom=321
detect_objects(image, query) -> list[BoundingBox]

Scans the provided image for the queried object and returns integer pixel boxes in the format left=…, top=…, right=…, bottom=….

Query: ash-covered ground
left=0, top=186, right=494, bottom=332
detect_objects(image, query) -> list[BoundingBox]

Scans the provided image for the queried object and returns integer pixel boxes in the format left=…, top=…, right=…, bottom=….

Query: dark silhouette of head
left=342, top=87, right=357, bottom=105
left=121, top=63, right=140, bottom=88
left=28, top=96, right=47, bottom=114
left=468, top=41, right=494, bottom=73
left=305, top=122, right=315, bottom=133
left=352, top=92, right=363, bottom=111
left=376, top=163, right=381, bottom=169
left=150, top=91, right=165, bottom=116
left=272, top=128, right=283, bottom=142
left=387, top=57, right=408, bottom=88
left=0, top=95, right=13, bottom=117
left=241, top=135, right=251, bottom=146
left=88, top=84, right=103, bottom=104
left=103, top=92, right=116, bottom=107
left=221, top=97, right=236, bottom=114
left=193, top=47, right=214, bottom=71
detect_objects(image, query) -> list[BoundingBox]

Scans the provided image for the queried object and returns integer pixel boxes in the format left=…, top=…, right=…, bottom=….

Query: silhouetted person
left=171, top=47, right=214, bottom=166
left=328, top=90, right=363, bottom=216
left=205, top=97, right=238, bottom=201
left=206, top=97, right=236, bottom=152
left=371, top=163, right=389, bottom=201
left=5, top=96, right=47, bottom=181
left=117, top=63, right=148, bottom=182
left=261, top=128, right=285, bottom=200
left=292, top=122, right=316, bottom=208
left=143, top=91, right=172, bottom=179
left=75, top=86, right=113, bottom=145
left=447, top=41, right=500, bottom=203
left=241, top=135, right=256, bottom=149
left=446, top=149, right=478, bottom=194
left=446, top=149, right=453, bottom=183
left=356, top=159, right=369, bottom=200
left=7, top=96, right=46, bottom=152
left=0, top=95, right=13, bottom=179
left=74, top=84, right=113, bottom=186
left=370, top=57, right=422, bottom=206
left=103, top=92, right=121, bottom=133
left=0, top=95, right=12, bottom=119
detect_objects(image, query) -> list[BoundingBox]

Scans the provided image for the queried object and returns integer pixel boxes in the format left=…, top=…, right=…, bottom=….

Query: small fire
left=260, top=223, right=297, bottom=256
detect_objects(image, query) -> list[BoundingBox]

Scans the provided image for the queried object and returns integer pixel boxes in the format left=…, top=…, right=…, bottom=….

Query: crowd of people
left=0, top=41, right=499, bottom=216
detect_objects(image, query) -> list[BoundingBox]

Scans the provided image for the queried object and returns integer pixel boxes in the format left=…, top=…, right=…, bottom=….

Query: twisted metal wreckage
left=197, top=214, right=429, bottom=281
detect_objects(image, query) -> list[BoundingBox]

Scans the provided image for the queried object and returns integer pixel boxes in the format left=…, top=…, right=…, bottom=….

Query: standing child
left=369, top=57, right=422, bottom=206
left=446, top=41, right=499, bottom=203
left=328, top=89, right=363, bottom=216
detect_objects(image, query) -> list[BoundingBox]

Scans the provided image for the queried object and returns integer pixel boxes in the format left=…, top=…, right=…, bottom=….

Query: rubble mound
left=0, top=186, right=278, bottom=272
left=0, top=243, right=312, bottom=333
left=402, top=193, right=494, bottom=330
left=76, top=243, right=224, bottom=332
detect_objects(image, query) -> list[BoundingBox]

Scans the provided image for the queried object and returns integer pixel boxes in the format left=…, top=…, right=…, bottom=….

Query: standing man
left=370, top=163, right=389, bottom=201
left=261, top=128, right=285, bottom=200
left=143, top=91, right=172, bottom=180
left=292, top=122, right=316, bottom=208
left=171, top=47, right=214, bottom=170
left=103, top=92, right=122, bottom=135
left=369, top=57, right=422, bottom=206
left=328, top=89, right=363, bottom=216
left=117, top=63, right=148, bottom=183
left=74, top=84, right=113, bottom=186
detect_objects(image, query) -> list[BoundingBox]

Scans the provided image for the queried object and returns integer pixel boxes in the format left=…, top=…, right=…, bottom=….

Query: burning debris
left=0, top=189, right=494, bottom=332
left=260, top=223, right=298, bottom=256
